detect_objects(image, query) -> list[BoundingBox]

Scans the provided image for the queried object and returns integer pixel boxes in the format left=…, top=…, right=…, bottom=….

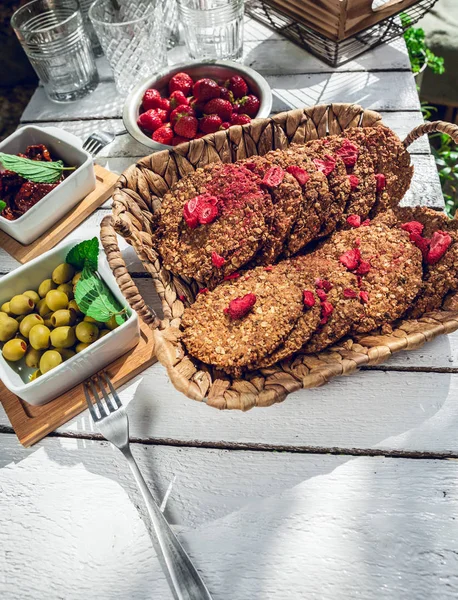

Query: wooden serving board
left=0, top=320, right=156, bottom=447
left=0, top=164, right=119, bottom=264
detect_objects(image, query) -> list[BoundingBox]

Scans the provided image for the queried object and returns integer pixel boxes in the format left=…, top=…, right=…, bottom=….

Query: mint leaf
left=0, top=200, right=6, bottom=214
left=66, top=238, right=99, bottom=272
left=0, top=152, right=75, bottom=184
left=75, top=265, right=126, bottom=324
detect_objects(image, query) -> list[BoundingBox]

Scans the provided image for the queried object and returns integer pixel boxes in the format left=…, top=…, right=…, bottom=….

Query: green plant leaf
left=75, top=265, right=126, bottom=324
left=66, top=238, right=99, bottom=271
left=0, top=152, right=75, bottom=183
left=0, top=200, right=6, bottom=213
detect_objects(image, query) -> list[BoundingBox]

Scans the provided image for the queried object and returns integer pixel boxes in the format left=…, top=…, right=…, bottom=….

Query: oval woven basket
left=101, top=103, right=458, bottom=410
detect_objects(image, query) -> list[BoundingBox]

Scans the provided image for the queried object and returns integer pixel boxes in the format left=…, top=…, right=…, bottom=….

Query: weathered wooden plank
left=1, top=436, right=457, bottom=599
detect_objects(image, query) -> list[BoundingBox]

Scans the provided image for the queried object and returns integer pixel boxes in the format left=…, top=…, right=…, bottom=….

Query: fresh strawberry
left=169, top=72, right=193, bottom=96
left=231, top=114, right=251, bottom=126
left=193, top=78, right=220, bottom=102
left=195, top=132, right=206, bottom=139
left=172, top=135, right=189, bottom=146
left=174, top=114, right=198, bottom=139
left=170, top=104, right=195, bottom=127
left=202, top=98, right=233, bottom=121
left=142, top=88, right=162, bottom=110
left=158, top=97, right=171, bottom=116
left=220, top=122, right=231, bottom=130
left=227, top=75, right=248, bottom=99
left=169, top=90, right=189, bottom=109
left=199, top=114, right=223, bottom=134
left=189, top=96, right=207, bottom=116
left=219, top=87, right=235, bottom=103
left=152, top=124, right=173, bottom=145
left=137, top=109, right=163, bottom=133
left=238, top=94, right=260, bottom=118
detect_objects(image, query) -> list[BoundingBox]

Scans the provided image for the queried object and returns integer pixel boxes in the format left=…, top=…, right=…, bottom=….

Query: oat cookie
left=181, top=266, right=305, bottom=374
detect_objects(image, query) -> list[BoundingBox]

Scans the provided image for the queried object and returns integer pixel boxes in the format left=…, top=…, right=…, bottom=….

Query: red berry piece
left=199, top=114, right=223, bottom=134
left=426, top=230, right=452, bottom=265
left=409, top=232, right=430, bottom=261
left=316, top=289, right=327, bottom=301
left=261, top=166, right=285, bottom=188
left=303, top=290, right=315, bottom=308
left=343, top=288, right=357, bottom=299
left=198, top=202, right=218, bottom=224
left=169, top=72, right=193, bottom=96
left=361, top=219, right=371, bottom=226
left=174, top=114, right=198, bottom=139
left=336, top=138, right=359, bottom=167
left=224, top=293, right=257, bottom=320
left=223, top=273, right=240, bottom=281
left=183, top=196, right=201, bottom=228
left=264, top=265, right=273, bottom=271
left=346, top=214, right=361, bottom=228
left=193, top=78, right=220, bottom=102
left=375, top=173, right=386, bottom=191
left=339, top=248, right=361, bottom=271
left=169, top=90, right=189, bottom=109
left=286, top=165, right=310, bottom=186
left=202, top=98, right=233, bottom=121
left=238, top=94, right=260, bottom=118
left=142, top=88, right=162, bottom=110
left=401, top=221, right=424, bottom=236
left=179, top=295, right=186, bottom=302
left=211, top=251, right=226, bottom=268
left=359, top=291, right=369, bottom=304
left=320, top=301, right=334, bottom=325
left=348, top=174, right=359, bottom=190
left=355, top=260, right=371, bottom=275
left=172, top=135, right=189, bottom=147
left=228, top=75, right=248, bottom=99
left=158, top=98, right=171, bottom=116
left=170, top=104, right=195, bottom=127
left=152, top=124, right=173, bottom=145
left=315, top=278, right=332, bottom=292
left=231, top=114, right=251, bottom=126
left=220, top=122, right=231, bottom=130
left=198, top=287, right=209, bottom=294
left=137, top=109, right=163, bottom=133
left=189, top=96, right=207, bottom=116
left=313, top=155, right=336, bottom=176
left=219, top=87, right=235, bottom=103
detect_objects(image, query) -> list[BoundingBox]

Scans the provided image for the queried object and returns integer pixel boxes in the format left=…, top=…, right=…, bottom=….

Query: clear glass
left=89, top=0, right=168, bottom=95
left=11, top=0, right=99, bottom=103
left=78, top=0, right=104, bottom=57
left=177, top=0, right=244, bottom=61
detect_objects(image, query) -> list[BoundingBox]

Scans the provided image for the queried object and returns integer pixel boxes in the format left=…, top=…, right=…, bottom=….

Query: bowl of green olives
left=0, top=239, right=140, bottom=406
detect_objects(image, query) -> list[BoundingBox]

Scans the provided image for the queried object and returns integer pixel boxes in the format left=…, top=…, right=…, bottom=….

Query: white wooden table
left=2, top=18, right=458, bottom=600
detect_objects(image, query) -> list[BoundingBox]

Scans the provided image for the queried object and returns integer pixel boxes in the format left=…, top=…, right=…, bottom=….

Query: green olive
left=52, top=263, right=75, bottom=285
left=1, top=302, right=11, bottom=315
left=39, top=350, right=62, bottom=374
left=44, top=314, right=54, bottom=328
left=72, top=272, right=82, bottom=286
left=57, top=283, right=74, bottom=300
left=51, top=309, right=75, bottom=328
left=56, top=348, right=76, bottom=361
left=29, top=369, right=42, bottom=382
left=10, top=294, right=35, bottom=315
left=25, top=348, right=43, bottom=369
left=19, top=313, right=44, bottom=338
left=75, top=342, right=90, bottom=353
left=68, top=300, right=82, bottom=316
left=29, top=324, right=51, bottom=350
left=83, top=315, right=104, bottom=329
left=75, top=321, right=99, bottom=344
left=0, top=311, right=8, bottom=320
left=37, top=299, right=51, bottom=318
left=0, top=316, right=19, bottom=342
left=105, top=315, right=120, bottom=330
left=38, top=279, right=57, bottom=298
left=50, top=326, right=76, bottom=349
left=98, top=329, right=110, bottom=339
left=46, top=290, right=68, bottom=311
left=2, top=338, right=27, bottom=361
left=23, top=290, right=41, bottom=305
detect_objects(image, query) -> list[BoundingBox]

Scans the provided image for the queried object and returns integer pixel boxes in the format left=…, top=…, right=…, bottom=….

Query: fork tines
left=84, top=373, right=121, bottom=422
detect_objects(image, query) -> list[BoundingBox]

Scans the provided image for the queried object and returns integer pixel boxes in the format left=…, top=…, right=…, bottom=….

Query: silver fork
left=84, top=373, right=213, bottom=600
left=82, top=129, right=127, bottom=156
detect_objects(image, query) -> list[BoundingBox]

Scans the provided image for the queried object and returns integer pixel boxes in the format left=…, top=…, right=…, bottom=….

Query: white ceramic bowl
left=0, top=126, right=96, bottom=245
left=0, top=239, right=140, bottom=406
left=123, top=60, right=273, bottom=151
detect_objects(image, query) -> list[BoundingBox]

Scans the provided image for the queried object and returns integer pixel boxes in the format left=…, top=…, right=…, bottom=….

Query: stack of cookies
left=152, top=125, right=458, bottom=375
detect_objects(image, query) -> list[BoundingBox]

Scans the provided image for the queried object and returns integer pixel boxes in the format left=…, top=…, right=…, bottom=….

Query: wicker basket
left=101, top=104, right=458, bottom=411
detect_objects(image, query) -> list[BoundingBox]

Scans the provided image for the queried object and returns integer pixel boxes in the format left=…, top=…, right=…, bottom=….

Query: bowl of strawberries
left=122, top=61, right=272, bottom=150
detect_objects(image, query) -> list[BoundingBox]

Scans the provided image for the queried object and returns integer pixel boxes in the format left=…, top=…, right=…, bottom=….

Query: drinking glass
left=78, top=0, right=104, bottom=57
left=89, top=0, right=167, bottom=95
left=11, top=0, right=99, bottom=103
left=177, top=0, right=244, bottom=61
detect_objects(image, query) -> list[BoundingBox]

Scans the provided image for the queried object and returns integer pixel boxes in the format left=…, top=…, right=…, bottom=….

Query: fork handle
left=121, top=446, right=213, bottom=600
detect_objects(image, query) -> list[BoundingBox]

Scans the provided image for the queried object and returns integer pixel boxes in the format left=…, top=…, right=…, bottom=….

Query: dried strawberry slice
left=316, top=289, right=327, bottom=301
left=336, top=139, right=359, bottom=167
left=409, top=232, right=430, bottom=261
left=339, top=248, right=361, bottom=270
left=320, top=301, right=334, bottom=325
left=224, top=293, right=257, bottom=319
left=211, top=251, right=226, bottom=268
left=343, top=288, right=357, bottom=299
left=347, top=175, right=359, bottom=190
left=262, top=166, right=285, bottom=188
left=286, top=165, right=310, bottom=186
left=313, top=155, right=336, bottom=176
left=375, top=173, right=386, bottom=192
left=359, top=291, right=369, bottom=304
left=198, top=202, right=218, bottom=225
left=361, top=219, right=371, bottom=226
left=346, top=214, right=361, bottom=228
left=264, top=265, right=273, bottom=271
left=426, top=230, right=452, bottom=265
left=355, top=260, right=371, bottom=275
left=401, top=221, right=424, bottom=237
left=315, top=278, right=332, bottom=292
left=223, top=273, right=240, bottom=281
left=183, top=199, right=200, bottom=228
left=303, top=290, right=315, bottom=308
left=198, top=287, right=209, bottom=294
